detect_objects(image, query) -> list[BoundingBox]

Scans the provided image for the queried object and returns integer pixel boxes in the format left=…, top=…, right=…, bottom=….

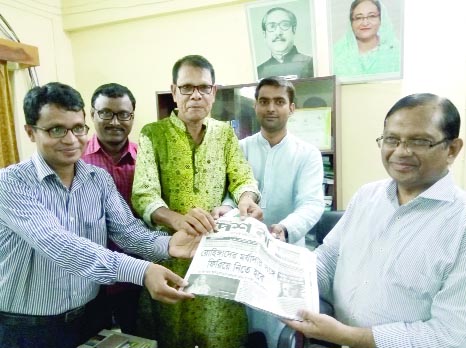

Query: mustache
left=272, top=35, right=286, bottom=42
left=104, top=126, right=124, bottom=131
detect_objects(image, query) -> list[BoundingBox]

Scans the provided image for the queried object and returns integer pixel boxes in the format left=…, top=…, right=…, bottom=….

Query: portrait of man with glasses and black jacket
left=257, top=6, right=314, bottom=79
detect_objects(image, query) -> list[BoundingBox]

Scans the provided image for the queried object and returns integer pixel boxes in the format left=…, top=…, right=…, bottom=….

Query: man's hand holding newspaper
left=183, top=209, right=319, bottom=320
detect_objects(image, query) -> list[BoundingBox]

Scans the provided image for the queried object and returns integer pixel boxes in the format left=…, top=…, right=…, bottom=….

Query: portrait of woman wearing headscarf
left=333, top=0, right=401, bottom=78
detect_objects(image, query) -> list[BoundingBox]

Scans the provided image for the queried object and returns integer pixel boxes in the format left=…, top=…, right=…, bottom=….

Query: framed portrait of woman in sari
left=330, top=0, right=404, bottom=83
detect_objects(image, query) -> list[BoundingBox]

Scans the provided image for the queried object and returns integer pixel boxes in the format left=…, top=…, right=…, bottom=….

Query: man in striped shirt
left=81, top=83, right=141, bottom=335
left=285, top=93, right=466, bottom=348
left=0, top=82, right=202, bottom=348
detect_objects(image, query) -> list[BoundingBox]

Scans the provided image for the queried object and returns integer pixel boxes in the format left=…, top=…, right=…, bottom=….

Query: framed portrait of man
left=246, top=0, right=316, bottom=81
left=330, top=0, right=404, bottom=83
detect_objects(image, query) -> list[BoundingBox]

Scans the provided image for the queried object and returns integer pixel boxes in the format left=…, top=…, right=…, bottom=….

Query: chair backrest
left=310, top=210, right=344, bottom=244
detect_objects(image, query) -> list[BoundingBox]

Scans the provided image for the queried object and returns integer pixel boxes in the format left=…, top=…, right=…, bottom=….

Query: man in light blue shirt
left=0, top=82, right=202, bottom=348
left=241, top=77, right=325, bottom=348
left=285, top=93, right=466, bottom=348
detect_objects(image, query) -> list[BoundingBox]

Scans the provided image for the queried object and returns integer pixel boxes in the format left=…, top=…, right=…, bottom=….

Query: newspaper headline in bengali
left=184, top=209, right=319, bottom=320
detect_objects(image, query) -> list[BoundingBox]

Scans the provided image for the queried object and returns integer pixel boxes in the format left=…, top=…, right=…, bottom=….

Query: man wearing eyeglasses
left=81, top=83, right=141, bottom=336
left=284, top=93, right=466, bottom=348
left=257, top=7, right=314, bottom=79
left=0, top=82, right=205, bottom=348
left=132, top=55, right=261, bottom=348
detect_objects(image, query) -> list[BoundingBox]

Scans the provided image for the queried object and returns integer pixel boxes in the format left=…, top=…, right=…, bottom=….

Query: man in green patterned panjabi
left=132, top=55, right=262, bottom=348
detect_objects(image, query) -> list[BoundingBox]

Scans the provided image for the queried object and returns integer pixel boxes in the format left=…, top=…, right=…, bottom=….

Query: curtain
left=0, top=60, right=19, bottom=168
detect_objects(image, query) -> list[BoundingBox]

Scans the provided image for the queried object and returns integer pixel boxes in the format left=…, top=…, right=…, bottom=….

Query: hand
left=169, top=229, right=203, bottom=258
left=143, top=263, right=194, bottom=304
left=211, top=205, right=233, bottom=220
left=270, top=224, right=286, bottom=242
left=238, top=192, right=263, bottom=221
left=282, top=310, right=375, bottom=348
left=173, top=208, right=216, bottom=236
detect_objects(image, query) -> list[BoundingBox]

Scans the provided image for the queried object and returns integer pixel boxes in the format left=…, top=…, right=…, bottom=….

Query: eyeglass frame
left=176, top=85, right=214, bottom=96
left=93, top=108, right=134, bottom=121
left=351, top=13, right=380, bottom=23
left=265, top=20, right=293, bottom=33
left=31, top=125, right=90, bottom=139
left=376, top=135, right=451, bottom=152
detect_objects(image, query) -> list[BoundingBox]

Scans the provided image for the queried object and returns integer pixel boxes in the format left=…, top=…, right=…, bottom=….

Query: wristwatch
left=281, top=225, right=289, bottom=243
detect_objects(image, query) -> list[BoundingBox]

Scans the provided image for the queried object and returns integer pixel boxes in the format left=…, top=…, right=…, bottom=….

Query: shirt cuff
left=151, top=235, right=171, bottom=262
left=143, top=201, right=168, bottom=228
left=233, top=185, right=261, bottom=204
left=116, top=255, right=151, bottom=286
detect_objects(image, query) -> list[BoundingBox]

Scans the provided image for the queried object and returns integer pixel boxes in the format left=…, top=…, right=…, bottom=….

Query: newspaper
left=184, top=209, right=319, bottom=320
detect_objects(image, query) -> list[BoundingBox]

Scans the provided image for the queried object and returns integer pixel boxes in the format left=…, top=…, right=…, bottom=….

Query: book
left=77, top=329, right=157, bottom=348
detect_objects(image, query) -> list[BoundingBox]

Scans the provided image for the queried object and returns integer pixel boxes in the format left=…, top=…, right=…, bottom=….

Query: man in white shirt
left=242, top=76, right=325, bottom=348
left=284, top=93, right=466, bottom=348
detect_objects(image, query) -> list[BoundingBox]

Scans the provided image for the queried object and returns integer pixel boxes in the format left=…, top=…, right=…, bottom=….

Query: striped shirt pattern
left=0, top=153, right=170, bottom=316
left=316, top=172, right=466, bottom=348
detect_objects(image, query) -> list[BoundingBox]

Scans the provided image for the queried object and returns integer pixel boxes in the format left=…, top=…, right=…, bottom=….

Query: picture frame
left=287, top=107, right=332, bottom=151
left=246, top=0, right=316, bottom=81
left=329, top=0, right=404, bottom=83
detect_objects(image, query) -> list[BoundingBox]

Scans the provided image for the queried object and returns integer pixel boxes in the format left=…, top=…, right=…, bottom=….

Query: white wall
left=67, top=0, right=466, bottom=208
left=69, top=3, right=257, bottom=146
left=0, top=0, right=75, bottom=159
left=4, top=0, right=466, bottom=208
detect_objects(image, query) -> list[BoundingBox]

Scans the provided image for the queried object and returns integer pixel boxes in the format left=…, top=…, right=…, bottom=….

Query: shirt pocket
left=83, top=215, right=107, bottom=247
left=386, top=249, right=441, bottom=302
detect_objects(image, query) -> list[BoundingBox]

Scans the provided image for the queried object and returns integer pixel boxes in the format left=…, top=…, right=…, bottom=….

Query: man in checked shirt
left=81, top=83, right=141, bottom=335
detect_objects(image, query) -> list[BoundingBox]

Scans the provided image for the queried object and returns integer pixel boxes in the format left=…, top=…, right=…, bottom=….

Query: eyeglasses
left=376, top=136, right=450, bottom=153
left=94, top=109, right=134, bottom=121
left=177, top=85, right=214, bottom=95
left=265, top=20, right=292, bottom=32
left=351, top=13, right=380, bottom=23
left=32, top=125, right=89, bottom=138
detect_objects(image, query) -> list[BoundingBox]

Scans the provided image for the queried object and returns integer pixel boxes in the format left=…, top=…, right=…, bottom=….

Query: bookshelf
left=155, top=75, right=339, bottom=210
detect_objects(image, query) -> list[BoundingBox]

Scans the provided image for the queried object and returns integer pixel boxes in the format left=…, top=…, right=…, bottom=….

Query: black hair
left=255, top=76, right=295, bottom=104
left=385, top=93, right=461, bottom=140
left=262, top=7, right=297, bottom=33
left=91, top=83, right=136, bottom=110
left=172, top=55, right=215, bottom=84
left=349, top=0, right=381, bottom=22
left=23, top=82, right=85, bottom=125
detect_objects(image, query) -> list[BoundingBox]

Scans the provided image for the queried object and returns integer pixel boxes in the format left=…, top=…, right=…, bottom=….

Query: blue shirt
left=241, top=132, right=325, bottom=348
left=316, top=173, right=466, bottom=348
left=0, top=153, right=170, bottom=316
left=240, top=132, right=325, bottom=247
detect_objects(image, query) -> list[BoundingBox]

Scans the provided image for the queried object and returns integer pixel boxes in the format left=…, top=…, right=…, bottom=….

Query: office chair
left=279, top=210, right=344, bottom=348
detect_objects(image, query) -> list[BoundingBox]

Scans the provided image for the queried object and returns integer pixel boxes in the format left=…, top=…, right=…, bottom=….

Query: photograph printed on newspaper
left=183, top=209, right=319, bottom=320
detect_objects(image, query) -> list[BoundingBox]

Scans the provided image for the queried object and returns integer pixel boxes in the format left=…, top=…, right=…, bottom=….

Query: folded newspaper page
left=184, top=209, right=319, bottom=320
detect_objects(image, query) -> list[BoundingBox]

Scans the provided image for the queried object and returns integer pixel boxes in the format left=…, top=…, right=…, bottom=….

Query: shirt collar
left=86, top=134, right=137, bottom=162
left=32, top=152, right=57, bottom=182
left=258, top=131, right=289, bottom=147
left=271, top=46, right=299, bottom=63
left=169, top=110, right=210, bottom=132
left=32, top=152, right=96, bottom=184
left=386, top=171, right=455, bottom=204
